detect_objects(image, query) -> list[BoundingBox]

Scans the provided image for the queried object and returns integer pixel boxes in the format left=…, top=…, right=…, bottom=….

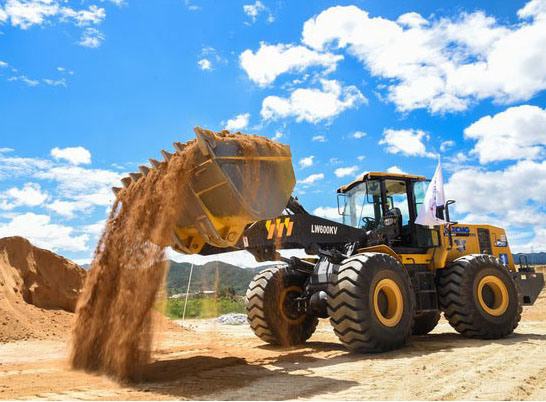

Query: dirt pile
left=70, top=129, right=284, bottom=381
left=0, top=236, right=86, bottom=342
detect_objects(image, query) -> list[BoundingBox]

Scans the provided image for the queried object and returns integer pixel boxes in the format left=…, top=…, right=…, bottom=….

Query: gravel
left=217, top=313, right=248, bottom=325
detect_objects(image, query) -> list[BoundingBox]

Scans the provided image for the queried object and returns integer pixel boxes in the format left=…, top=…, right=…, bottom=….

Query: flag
left=415, top=158, right=448, bottom=227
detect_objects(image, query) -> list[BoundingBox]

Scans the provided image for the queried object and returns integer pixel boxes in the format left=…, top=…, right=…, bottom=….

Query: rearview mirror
left=337, top=193, right=347, bottom=215
left=445, top=200, right=457, bottom=224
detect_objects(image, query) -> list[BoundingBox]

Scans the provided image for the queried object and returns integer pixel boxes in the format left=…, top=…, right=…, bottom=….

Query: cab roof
left=337, top=171, right=428, bottom=193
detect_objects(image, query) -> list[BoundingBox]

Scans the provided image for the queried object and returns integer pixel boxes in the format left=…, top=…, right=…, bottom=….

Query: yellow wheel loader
left=114, top=129, right=544, bottom=352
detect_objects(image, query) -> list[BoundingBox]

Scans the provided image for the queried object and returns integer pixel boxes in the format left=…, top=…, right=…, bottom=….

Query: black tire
left=246, top=266, right=318, bottom=346
left=439, top=254, right=521, bottom=339
left=327, top=253, right=414, bottom=352
left=412, top=311, right=441, bottom=335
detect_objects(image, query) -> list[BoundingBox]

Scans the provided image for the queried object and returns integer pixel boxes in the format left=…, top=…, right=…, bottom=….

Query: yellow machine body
left=359, top=224, right=515, bottom=271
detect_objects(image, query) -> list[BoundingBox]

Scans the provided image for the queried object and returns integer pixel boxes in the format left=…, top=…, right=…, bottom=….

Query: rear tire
left=439, top=254, right=521, bottom=339
left=246, top=266, right=318, bottom=346
left=327, top=253, right=414, bottom=352
left=412, top=311, right=441, bottom=335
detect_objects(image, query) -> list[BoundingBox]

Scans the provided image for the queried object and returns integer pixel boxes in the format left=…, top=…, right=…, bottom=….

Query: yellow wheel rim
left=373, top=279, right=404, bottom=327
left=477, top=275, right=509, bottom=316
left=279, top=285, right=305, bottom=325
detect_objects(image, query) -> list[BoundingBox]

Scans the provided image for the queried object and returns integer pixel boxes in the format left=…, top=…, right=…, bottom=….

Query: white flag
left=415, top=158, right=448, bottom=227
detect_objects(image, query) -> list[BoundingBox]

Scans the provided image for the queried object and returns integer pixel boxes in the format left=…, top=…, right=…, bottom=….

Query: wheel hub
left=373, top=279, right=404, bottom=327
left=279, top=286, right=306, bottom=324
left=477, top=275, right=509, bottom=316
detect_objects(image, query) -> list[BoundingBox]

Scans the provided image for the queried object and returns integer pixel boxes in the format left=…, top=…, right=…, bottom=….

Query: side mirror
left=445, top=200, right=457, bottom=224
left=337, top=193, right=347, bottom=215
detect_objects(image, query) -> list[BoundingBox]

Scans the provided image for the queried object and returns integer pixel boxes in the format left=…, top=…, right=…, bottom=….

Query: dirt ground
left=2, top=310, right=546, bottom=401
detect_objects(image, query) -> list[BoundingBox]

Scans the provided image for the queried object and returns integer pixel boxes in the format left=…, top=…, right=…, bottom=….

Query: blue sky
left=1, top=0, right=545, bottom=265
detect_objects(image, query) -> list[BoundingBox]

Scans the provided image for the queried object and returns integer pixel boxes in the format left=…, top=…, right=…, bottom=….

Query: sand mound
left=0, top=236, right=86, bottom=342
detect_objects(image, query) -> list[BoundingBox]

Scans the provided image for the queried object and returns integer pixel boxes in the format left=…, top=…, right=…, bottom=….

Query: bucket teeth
left=161, top=150, right=173, bottom=161
left=173, top=142, right=186, bottom=154
left=139, top=165, right=150, bottom=176
left=121, top=177, right=132, bottom=188
left=129, top=172, right=143, bottom=182
left=149, top=159, right=161, bottom=169
left=112, top=187, right=122, bottom=196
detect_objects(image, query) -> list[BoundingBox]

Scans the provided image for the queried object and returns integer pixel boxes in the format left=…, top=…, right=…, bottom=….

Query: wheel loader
left=114, top=128, right=544, bottom=352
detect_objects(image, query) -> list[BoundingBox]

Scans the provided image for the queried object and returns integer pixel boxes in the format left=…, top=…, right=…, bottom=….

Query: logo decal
left=311, top=224, right=338, bottom=235
left=265, top=218, right=294, bottom=240
left=445, top=226, right=471, bottom=237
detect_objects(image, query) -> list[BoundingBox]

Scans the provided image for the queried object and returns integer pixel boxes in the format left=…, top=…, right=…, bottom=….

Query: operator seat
left=385, top=207, right=403, bottom=241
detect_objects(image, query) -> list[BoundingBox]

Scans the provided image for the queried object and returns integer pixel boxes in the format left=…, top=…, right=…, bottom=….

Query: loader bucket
left=114, top=127, right=295, bottom=254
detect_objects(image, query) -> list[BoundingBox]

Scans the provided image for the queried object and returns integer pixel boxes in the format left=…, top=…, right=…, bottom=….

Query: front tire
left=246, top=266, right=318, bottom=346
left=439, top=254, right=521, bottom=339
left=327, top=253, right=414, bottom=352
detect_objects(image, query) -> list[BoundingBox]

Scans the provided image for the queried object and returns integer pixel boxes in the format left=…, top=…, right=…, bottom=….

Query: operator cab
left=337, top=172, right=440, bottom=253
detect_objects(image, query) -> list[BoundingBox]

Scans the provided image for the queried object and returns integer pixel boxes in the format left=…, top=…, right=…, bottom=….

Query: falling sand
left=70, top=128, right=288, bottom=381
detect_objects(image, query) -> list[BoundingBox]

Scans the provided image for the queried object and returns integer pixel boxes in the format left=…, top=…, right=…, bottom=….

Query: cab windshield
left=340, top=179, right=428, bottom=230
left=340, top=180, right=382, bottom=230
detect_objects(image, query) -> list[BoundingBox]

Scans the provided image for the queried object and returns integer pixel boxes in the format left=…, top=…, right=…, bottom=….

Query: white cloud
left=313, top=206, right=341, bottom=220
left=243, top=1, right=273, bottom=23
left=224, top=113, right=250, bottom=131
left=60, top=4, right=105, bottom=26
left=271, top=131, right=283, bottom=141
left=51, top=146, right=91, bottom=165
left=387, top=166, right=406, bottom=174
left=312, top=135, right=326, bottom=142
left=0, top=212, right=89, bottom=252
left=445, top=159, right=546, bottom=252
left=0, top=183, right=48, bottom=210
left=1, top=0, right=105, bottom=29
left=379, top=129, right=436, bottom=158
left=352, top=131, right=367, bottom=139
left=8, top=75, right=38, bottom=86
left=198, top=58, right=212, bottom=71
left=440, top=140, right=455, bottom=152
left=299, top=155, right=314, bottom=168
left=100, top=0, right=124, bottom=7
left=357, top=155, right=366, bottom=161
left=300, top=173, right=324, bottom=185
left=46, top=200, right=87, bottom=218
left=446, top=159, right=546, bottom=217
left=448, top=152, right=469, bottom=164
left=300, top=2, right=546, bottom=113
left=240, top=42, right=342, bottom=86
left=0, top=155, right=51, bottom=179
left=82, top=219, right=106, bottom=235
left=0, top=61, right=8, bottom=68
left=36, top=165, right=120, bottom=205
left=261, top=79, right=366, bottom=124
left=78, top=27, right=105, bottom=48
left=334, top=165, right=359, bottom=177
left=464, top=105, right=546, bottom=164
left=43, top=78, right=66, bottom=87
left=2, top=0, right=60, bottom=29
left=1, top=150, right=121, bottom=220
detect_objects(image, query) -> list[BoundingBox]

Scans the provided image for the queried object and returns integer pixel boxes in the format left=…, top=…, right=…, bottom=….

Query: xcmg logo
left=265, top=218, right=294, bottom=240
left=445, top=226, right=471, bottom=236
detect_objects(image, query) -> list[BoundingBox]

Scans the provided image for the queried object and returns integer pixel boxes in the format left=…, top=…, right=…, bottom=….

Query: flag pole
left=182, top=263, right=194, bottom=324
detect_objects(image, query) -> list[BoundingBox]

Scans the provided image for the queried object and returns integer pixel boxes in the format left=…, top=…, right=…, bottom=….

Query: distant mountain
left=167, top=260, right=276, bottom=295
left=513, top=252, right=546, bottom=265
